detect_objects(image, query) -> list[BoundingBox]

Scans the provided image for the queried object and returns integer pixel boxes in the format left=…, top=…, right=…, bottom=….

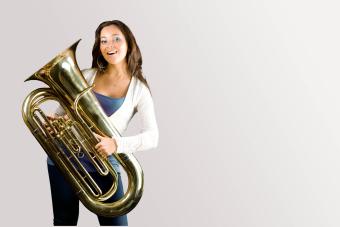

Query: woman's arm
left=113, top=85, right=159, bottom=153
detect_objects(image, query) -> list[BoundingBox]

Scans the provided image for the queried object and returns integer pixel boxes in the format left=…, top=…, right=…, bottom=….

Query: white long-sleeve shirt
left=55, top=68, right=159, bottom=154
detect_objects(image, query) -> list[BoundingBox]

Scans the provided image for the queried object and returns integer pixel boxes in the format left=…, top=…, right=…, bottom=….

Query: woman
left=47, top=20, right=159, bottom=226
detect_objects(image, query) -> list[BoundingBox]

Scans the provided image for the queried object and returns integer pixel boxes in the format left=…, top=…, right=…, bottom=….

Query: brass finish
left=22, top=40, right=144, bottom=217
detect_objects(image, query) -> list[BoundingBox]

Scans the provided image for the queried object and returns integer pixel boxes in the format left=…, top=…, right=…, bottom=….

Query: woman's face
left=99, top=25, right=128, bottom=66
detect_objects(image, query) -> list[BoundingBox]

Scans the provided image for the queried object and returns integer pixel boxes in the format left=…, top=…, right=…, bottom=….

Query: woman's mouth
left=107, top=50, right=118, bottom=55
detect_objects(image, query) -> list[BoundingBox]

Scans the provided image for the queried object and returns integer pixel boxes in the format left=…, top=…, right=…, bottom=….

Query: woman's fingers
left=94, top=133, right=116, bottom=157
left=93, top=132, right=105, bottom=142
left=95, top=142, right=103, bottom=150
left=47, top=114, right=68, bottom=121
left=44, top=115, right=55, bottom=134
left=96, top=145, right=108, bottom=158
left=96, top=144, right=108, bottom=154
left=44, top=114, right=69, bottom=135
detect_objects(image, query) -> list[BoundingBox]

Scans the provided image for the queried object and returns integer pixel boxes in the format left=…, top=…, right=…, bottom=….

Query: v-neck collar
left=90, top=69, right=134, bottom=117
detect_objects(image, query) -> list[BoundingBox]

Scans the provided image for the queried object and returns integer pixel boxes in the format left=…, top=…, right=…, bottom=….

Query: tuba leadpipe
left=22, top=39, right=144, bottom=217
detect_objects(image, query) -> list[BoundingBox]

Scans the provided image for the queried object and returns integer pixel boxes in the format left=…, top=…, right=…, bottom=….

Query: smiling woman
left=45, top=20, right=159, bottom=226
left=99, top=26, right=127, bottom=66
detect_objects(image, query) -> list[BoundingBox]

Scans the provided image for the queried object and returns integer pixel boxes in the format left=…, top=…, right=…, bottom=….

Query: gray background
left=1, top=0, right=340, bottom=226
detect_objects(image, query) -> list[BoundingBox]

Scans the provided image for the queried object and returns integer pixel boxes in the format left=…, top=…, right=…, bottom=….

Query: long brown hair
left=91, top=20, right=150, bottom=91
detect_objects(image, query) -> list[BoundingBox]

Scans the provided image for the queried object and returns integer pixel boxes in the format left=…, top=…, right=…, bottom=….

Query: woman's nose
left=108, top=41, right=117, bottom=49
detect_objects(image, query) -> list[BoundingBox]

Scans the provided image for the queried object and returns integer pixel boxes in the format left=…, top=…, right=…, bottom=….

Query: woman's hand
left=94, top=133, right=118, bottom=157
left=45, top=114, right=69, bottom=135
left=45, top=114, right=58, bottom=135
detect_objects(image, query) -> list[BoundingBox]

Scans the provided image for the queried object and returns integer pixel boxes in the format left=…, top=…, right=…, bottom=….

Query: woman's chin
left=105, top=57, right=125, bottom=66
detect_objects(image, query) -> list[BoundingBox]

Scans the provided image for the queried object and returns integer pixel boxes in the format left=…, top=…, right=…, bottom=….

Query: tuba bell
left=22, top=39, right=144, bottom=217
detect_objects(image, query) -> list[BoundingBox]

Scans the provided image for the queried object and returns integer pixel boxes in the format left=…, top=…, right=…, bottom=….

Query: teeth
left=108, top=51, right=117, bottom=55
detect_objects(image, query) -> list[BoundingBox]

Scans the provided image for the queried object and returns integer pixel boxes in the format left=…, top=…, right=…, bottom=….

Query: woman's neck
left=105, top=62, right=130, bottom=80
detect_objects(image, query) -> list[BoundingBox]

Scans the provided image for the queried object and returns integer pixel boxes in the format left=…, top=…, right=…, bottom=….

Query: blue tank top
left=47, top=91, right=125, bottom=173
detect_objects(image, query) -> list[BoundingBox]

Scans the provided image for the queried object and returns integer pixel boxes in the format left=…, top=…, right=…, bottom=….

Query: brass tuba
left=22, top=39, right=143, bottom=217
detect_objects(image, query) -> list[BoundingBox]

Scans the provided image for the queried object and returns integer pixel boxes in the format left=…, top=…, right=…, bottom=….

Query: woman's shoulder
left=130, top=76, right=153, bottom=107
left=81, top=68, right=97, bottom=83
left=81, top=68, right=97, bottom=77
left=132, top=76, right=151, bottom=96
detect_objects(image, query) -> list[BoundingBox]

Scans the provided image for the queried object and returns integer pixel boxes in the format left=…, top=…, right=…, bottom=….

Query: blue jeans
left=47, top=164, right=128, bottom=226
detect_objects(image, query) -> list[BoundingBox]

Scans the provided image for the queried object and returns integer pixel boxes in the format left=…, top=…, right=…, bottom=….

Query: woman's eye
left=114, top=37, right=121, bottom=42
left=100, top=40, right=107, bottom=44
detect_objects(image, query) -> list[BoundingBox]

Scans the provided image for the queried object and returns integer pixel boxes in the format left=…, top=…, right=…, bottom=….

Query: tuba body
left=22, top=40, right=143, bottom=217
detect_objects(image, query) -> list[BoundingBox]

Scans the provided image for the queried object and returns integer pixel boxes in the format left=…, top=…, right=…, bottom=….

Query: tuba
left=22, top=39, right=143, bottom=217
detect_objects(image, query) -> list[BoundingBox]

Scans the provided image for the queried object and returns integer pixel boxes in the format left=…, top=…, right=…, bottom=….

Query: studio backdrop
left=1, top=0, right=340, bottom=226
